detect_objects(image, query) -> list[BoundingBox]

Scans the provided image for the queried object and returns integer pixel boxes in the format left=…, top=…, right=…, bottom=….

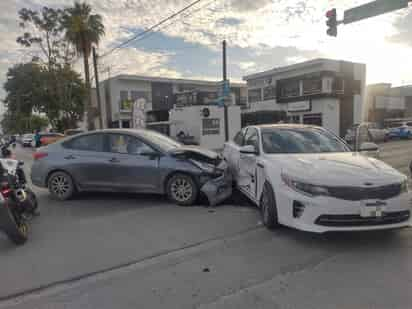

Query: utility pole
left=92, top=47, right=104, bottom=129
left=222, top=40, right=229, bottom=142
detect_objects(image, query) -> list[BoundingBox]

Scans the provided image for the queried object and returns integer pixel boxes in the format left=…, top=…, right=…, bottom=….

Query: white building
left=366, top=83, right=412, bottom=126
left=93, top=75, right=246, bottom=131
left=242, top=58, right=366, bottom=136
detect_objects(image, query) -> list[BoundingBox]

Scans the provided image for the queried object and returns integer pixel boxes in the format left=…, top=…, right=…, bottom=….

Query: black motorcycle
left=0, top=143, right=38, bottom=245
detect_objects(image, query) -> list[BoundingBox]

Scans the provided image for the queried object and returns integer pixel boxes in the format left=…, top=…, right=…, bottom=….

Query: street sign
left=217, top=80, right=231, bottom=107
left=344, top=0, right=409, bottom=24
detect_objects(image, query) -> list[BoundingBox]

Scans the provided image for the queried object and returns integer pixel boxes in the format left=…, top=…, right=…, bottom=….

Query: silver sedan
left=31, top=129, right=231, bottom=206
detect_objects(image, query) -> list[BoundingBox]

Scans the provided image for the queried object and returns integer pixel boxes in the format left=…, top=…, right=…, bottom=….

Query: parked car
left=64, top=129, right=84, bottom=136
left=223, top=124, right=410, bottom=233
left=39, top=132, right=65, bottom=146
left=386, top=121, right=412, bottom=139
left=345, top=122, right=388, bottom=144
left=22, top=134, right=34, bottom=147
left=31, top=129, right=231, bottom=206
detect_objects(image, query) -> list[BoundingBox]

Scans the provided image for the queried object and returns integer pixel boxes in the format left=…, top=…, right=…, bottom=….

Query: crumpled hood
left=265, top=152, right=405, bottom=186
left=169, top=146, right=220, bottom=165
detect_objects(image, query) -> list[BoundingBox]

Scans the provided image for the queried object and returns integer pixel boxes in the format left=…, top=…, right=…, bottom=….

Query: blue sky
left=1, top=0, right=412, bottom=106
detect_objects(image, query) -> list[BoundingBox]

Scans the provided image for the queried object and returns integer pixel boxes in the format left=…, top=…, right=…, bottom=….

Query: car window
left=406, top=122, right=412, bottom=127
left=244, top=128, right=259, bottom=150
left=261, top=128, right=350, bottom=154
left=108, top=134, right=155, bottom=155
left=233, top=130, right=245, bottom=146
left=64, top=134, right=104, bottom=152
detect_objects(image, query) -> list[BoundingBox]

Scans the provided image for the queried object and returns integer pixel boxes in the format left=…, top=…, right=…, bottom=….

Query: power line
left=126, top=0, right=218, bottom=46
left=100, top=0, right=206, bottom=58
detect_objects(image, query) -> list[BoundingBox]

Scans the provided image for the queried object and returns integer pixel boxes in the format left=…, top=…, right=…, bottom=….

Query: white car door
left=238, top=128, right=260, bottom=201
left=223, top=128, right=247, bottom=180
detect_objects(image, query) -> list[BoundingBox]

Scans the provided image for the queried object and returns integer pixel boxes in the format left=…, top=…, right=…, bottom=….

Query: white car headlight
left=400, top=179, right=409, bottom=193
left=281, top=173, right=330, bottom=197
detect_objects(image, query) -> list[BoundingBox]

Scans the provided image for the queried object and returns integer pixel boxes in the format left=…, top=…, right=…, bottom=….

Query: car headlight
left=189, top=159, right=218, bottom=175
left=281, top=173, right=330, bottom=197
left=400, top=179, right=409, bottom=193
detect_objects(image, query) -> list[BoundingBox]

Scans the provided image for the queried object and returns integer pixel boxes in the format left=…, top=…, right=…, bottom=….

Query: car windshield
left=261, top=127, right=350, bottom=154
left=24, top=134, right=33, bottom=138
left=138, top=130, right=182, bottom=152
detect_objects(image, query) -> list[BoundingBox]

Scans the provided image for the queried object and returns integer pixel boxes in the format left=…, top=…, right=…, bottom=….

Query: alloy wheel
left=170, top=177, right=193, bottom=203
left=51, top=175, right=70, bottom=198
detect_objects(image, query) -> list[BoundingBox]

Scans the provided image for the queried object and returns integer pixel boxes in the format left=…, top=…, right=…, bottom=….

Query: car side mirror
left=359, top=142, right=380, bottom=158
left=240, top=145, right=258, bottom=155
left=360, top=142, right=379, bottom=152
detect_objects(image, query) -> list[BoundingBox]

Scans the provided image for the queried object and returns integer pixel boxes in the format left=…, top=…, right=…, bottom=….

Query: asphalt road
left=0, top=141, right=412, bottom=309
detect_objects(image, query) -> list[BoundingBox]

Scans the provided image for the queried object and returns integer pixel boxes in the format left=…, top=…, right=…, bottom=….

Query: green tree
left=17, top=7, right=75, bottom=69
left=3, top=62, right=85, bottom=133
left=62, top=2, right=105, bottom=130
left=1, top=113, right=49, bottom=134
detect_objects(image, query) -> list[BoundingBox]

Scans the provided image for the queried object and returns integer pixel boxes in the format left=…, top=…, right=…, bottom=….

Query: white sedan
left=223, top=124, right=411, bottom=233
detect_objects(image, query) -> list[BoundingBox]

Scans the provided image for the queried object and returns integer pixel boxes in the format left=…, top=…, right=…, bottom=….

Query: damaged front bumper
left=200, top=162, right=232, bottom=206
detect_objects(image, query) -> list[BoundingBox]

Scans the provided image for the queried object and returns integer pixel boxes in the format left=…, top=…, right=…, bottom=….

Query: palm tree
left=62, top=2, right=104, bottom=130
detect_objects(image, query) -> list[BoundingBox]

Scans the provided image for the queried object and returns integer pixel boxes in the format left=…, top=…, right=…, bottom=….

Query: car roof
left=248, top=123, right=323, bottom=130
left=75, top=128, right=148, bottom=136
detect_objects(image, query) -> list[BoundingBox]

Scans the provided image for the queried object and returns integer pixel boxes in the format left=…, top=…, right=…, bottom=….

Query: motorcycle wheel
left=24, top=188, right=38, bottom=214
left=0, top=201, right=28, bottom=245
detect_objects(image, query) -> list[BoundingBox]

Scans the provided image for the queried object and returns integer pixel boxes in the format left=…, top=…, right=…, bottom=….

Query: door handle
left=64, top=155, right=76, bottom=160
left=109, top=157, right=120, bottom=163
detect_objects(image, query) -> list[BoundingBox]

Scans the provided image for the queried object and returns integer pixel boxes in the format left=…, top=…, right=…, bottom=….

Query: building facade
left=366, top=83, right=412, bottom=126
left=93, top=75, right=246, bottom=129
left=242, top=59, right=366, bottom=136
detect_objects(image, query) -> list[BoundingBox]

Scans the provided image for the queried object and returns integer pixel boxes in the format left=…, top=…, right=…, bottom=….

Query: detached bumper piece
left=315, top=210, right=410, bottom=227
left=201, top=173, right=232, bottom=207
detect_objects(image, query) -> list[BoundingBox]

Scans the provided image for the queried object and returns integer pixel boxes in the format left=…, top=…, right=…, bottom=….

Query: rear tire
left=260, top=182, right=279, bottom=230
left=48, top=171, right=75, bottom=201
left=166, top=173, right=198, bottom=206
left=1, top=203, right=28, bottom=245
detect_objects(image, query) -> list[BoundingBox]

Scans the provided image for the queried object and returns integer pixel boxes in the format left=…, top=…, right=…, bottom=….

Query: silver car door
left=106, top=134, right=160, bottom=192
left=61, top=133, right=112, bottom=189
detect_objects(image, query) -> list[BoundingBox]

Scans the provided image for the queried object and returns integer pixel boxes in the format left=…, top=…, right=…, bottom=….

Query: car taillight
left=33, top=152, right=48, bottom=160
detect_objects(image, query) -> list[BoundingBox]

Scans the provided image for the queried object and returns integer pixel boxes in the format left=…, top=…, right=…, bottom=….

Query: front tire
left=166, top=173, right=198, bottom=206
left=1, top=203, right=28, bottom=245
left=260, top=182, right=279, bottom=229
left=48, top=171, right=75, bottom=201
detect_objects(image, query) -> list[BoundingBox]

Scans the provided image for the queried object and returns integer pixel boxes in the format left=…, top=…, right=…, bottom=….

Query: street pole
left=92, top=47, right=104, bottom=129
left=223, top=40, right=229, bottom=142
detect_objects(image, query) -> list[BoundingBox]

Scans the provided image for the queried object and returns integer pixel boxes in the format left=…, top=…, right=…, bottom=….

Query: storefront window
left=279, top=80, right=300, bottom=98
left=332, top=77, right=344, bottom=93
left=303, top=113, right=322, bottom=126
left=248, top=88, right=262, bottom=103
left=263, top=86, right=276, bottom=100
left=119, top=90, right=132, bottom=110
left=287, top=115, right=301, bottom=124
left=302, top=77, right=322, bottom=95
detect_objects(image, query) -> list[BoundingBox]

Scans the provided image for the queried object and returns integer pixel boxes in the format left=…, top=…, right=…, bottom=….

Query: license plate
left=360, top=200, right=386, bottom=218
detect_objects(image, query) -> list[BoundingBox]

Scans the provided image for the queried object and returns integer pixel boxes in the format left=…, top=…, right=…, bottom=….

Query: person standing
left=34, top=130, right=41, bottom=148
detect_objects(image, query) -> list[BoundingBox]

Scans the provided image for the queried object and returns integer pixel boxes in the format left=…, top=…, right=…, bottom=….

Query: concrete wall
left=318, top=98, right=340, bottom=136
left=169, top=105, right=241, bottom=150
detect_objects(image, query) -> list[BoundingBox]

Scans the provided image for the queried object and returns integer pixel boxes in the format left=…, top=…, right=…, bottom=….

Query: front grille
left=315, top=211, right=410, bottom=227
left=327, top=183, right=402, bottom=201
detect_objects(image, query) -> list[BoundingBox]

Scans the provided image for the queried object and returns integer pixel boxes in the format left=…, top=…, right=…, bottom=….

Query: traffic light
left=326, top=8, right=337, bottom=37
